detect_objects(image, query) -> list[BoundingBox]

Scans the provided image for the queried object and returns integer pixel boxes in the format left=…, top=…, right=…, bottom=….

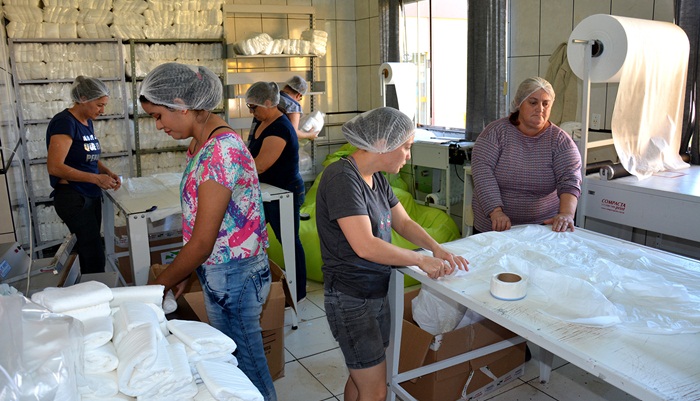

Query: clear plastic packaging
left=0, top=295, right=84, bottom=401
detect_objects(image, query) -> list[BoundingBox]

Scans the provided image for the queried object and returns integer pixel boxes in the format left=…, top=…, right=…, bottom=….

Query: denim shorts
left=324, top=286, right=391, bottom=370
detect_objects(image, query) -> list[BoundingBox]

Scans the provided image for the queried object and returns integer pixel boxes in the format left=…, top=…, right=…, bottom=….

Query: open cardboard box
left=398, top=289, right=526, bottom=401
left=149, top=259, right=291, bottom=380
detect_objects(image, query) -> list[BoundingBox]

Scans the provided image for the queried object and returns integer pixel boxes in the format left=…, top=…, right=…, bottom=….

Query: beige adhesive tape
left=490, top=272, right=527, bottom=301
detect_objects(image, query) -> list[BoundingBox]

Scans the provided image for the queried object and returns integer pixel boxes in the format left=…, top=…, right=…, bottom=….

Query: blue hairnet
left=245, top=82, right=280, bottom=107
left=139, top=62, right=222, bottom=111
left=510, top=77, right=555, bottom=113
left=342, top=107, right=414, bottom=153
left=70, top=76, right=109, bottom=103
left=286, top=75, right=308, bottom=95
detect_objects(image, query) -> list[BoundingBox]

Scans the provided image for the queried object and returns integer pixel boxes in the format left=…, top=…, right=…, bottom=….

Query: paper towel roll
left=490, top=272, right=527, bottom=301
left=379, top=62, right=417, bottom=121
left=567, top=14, right=690, bottom=178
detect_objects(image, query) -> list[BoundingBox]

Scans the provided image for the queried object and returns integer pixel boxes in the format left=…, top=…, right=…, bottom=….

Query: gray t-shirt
left=316, top=157, right=399, bottom=298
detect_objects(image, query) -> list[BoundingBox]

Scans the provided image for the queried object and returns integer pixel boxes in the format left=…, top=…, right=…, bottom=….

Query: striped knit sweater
left=471, top=117, right=582, bottom=233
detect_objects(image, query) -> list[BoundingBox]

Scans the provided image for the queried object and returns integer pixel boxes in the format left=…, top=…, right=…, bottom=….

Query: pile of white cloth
left=301, top=29, right=328, bottom=56
left=28, top=280, right=264, bottom=400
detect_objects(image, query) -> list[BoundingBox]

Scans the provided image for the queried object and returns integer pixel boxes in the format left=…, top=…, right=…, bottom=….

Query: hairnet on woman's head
left=510, top=77, right=555, bottom=113
left=286, top=75, right=308, bottom=95
left=139, top=62, right=222, bottom=111
left=71, top=76, right=109, bottom=103
left=245, top=82, right=280, bottom=107
left=342, top=107, right=415, bottom=153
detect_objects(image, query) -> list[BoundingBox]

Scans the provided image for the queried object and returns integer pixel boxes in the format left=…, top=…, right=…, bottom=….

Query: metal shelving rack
left=223, top=4, right=323, bottom=180
left=126, top=38, right=228, bottom=177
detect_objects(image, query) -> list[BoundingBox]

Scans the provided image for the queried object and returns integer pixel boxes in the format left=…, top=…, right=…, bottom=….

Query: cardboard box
left=262, top=327, right=285, bottom=380
left=398, top=289, right=526, bottom=401
left=163, top=259, right=290, bottom=380
left=115, top=225, right=183, bottom=285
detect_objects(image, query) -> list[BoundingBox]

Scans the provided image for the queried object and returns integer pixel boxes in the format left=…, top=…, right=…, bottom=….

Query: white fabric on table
left=78, top=370, right=119, bottom=397
left=83, top=315, right=114, bottom=350
left=116, top=324, right=173, bottom=396
left=196, top=360, right=263, bottom=401
left=167, top=319, right=236, bottom=355
left=138, top=342, right=197, bottom=400
left=63, top=302, right=111, bottom=322
left=110, top=285, right=165, bottom=308
left=84, top=342, right=119, bottom=373
left=113, top=302, right=163, bottom=347
left=82, top=393, right=134, bottom=401
left=30, top=281, right=113, bottom=312
left=194, top=382, right=217, bottom=401
left=166, top=333, right=237, bottom=365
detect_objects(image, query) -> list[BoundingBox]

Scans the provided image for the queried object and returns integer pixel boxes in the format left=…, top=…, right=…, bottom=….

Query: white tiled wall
left=508, top=0, right=675, bottom=129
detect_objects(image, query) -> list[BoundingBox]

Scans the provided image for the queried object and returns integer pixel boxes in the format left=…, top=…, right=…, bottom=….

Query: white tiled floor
left=274, top=281, right=639, bottom=401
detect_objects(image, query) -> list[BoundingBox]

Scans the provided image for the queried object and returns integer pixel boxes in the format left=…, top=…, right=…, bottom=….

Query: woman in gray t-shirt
left=316, top=107, right=469, bottom=401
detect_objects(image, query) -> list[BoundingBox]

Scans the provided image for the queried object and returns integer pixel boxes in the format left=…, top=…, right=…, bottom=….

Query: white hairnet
left=245, top=82, right=280, bottom=107
left=70, top=76, right=109, bottom=103
left=286, top=75, right=308, bottom=95
left=510, top=77, right=555, bottom=113
left=139, top=62, right=222, bottom=111
left=342, top=107, right=415, bottom=153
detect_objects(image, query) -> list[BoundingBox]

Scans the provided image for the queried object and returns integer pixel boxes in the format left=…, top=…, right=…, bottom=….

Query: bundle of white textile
left=31, top=280, right=113, bottom=313
left=196, top=360, right=263, bottom=401
left=233, top=32, right=273, bottom=56
left=167, top=319, right=237, bottom=356
left=138, top=342, right=198, bottom=400
left=110, top=285, right=165, bottom=308
left=116, top=324, right=173, bottom=396
left=112, top=301, right=166, bottom=346
left=301, top=29, right=328, bottom=56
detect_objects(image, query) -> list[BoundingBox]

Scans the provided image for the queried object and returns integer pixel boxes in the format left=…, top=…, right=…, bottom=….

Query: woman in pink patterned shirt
left=139, top=62, right=277, bottom=401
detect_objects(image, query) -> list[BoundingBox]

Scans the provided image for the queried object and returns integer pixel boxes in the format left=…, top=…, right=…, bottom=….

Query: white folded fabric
left=162, top=290, right=177, bottom=314
left=196, top=360, right=263, bottom=401
left=63, top=302, right=111, bottom=322
left=78, top=370, right=119, bottom=397
left=113, top=302, right=163, bottom=347
left=194, top=383, right=216, bottom=401
left=31, top=281, right=113, bottom=313
left=85, top=342, right=119, bottom=373
left=82, top=394, right=134, bottom=401
left=83, top=315, right=114, bottom=350
left=166, top=335, right=237, bottom=365
left=116, top=325, right=173, bottom=397
left=110, top=285, right=165, bottom=308
left=167, top=319, right=236, bottom=355
left=139, top=342, right=197, bottom=400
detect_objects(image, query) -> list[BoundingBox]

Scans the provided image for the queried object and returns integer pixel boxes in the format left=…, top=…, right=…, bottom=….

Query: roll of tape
left=490, top=272, right=527, bottom=301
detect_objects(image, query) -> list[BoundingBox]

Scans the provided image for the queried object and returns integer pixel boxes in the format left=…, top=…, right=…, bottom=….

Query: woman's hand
left=544, top=213, right=575, bottom=232
left=95, top=173, right=120, bottom=190
left=490, top=208, right=512, bottom=232
left=418, top=248, right=469, bottom=279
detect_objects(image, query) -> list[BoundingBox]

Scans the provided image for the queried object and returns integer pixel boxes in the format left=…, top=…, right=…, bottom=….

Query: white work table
left=102, top=173, right=299, bottom=324
left=387, top=225, right=700, bottom=401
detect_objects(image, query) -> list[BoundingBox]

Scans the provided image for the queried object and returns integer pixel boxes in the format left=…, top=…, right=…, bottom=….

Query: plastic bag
left=0, top=295, right=84, bottom=401
left=411, top=286, right=467, bottom=335
left=299, top=110, right=325, bottom=135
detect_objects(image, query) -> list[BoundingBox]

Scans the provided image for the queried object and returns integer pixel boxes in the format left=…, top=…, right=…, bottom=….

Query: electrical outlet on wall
left=591, top=113, right=601, bottom=130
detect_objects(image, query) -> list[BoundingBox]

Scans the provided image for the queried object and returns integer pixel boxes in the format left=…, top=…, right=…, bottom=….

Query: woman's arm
left=154, top=179, right=231, bottom=296
left=97, top=160, right=121, bottom=190
left=47, top=134, right=117, bottom=190
left=288, top=112, right=319, bottom=140
left=337, top=205, right=468, bottom=279
left=253, top=136, right=286, bottom=174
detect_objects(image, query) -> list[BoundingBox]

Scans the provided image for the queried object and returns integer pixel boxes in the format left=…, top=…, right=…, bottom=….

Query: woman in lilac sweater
left=471, top=77, right=582, bottom=233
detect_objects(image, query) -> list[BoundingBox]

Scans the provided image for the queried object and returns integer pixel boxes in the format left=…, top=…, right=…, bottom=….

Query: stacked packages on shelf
left=231, top=29, right=328, bottom=56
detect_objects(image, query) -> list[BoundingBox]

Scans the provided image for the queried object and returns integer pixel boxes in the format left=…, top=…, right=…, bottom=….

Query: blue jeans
left=263, top=178, right=307, bottom=300
left=196, top=253, right=277, bottom=401
left=53, top=185, right=105, bottom=274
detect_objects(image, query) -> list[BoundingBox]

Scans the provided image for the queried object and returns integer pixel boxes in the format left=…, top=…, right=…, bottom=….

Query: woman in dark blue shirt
left=46, top=76, right=121, bottom=274
left=246, top=81, right=307, bottom=301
